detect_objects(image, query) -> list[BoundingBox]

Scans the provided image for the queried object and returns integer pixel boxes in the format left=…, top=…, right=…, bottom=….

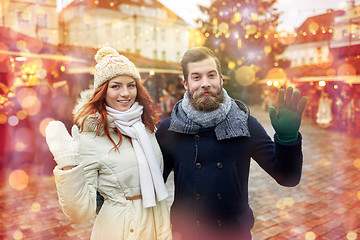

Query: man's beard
left=188, top=87, right=224, bottom=112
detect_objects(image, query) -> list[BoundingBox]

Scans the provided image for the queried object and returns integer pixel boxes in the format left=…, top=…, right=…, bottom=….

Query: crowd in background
left=262, top=83, right=360, bottom=136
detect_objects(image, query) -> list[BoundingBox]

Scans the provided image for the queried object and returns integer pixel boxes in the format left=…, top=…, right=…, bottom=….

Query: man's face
left=183, top=57, right=224, bottom=112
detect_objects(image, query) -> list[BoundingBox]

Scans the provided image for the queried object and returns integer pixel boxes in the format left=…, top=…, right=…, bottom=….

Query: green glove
left=269, top=87, right=308, bottom=143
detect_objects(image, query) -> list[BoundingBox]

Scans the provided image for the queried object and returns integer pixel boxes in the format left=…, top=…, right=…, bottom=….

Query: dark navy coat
left=156, top=111, right=303, bottom=239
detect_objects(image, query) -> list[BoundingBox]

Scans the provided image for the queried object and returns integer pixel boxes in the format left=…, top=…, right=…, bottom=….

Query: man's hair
left=181, top=46, right=222, bottom=82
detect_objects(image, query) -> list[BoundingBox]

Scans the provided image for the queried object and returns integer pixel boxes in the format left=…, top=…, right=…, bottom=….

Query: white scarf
left=106, top=102, right=168, bottom=208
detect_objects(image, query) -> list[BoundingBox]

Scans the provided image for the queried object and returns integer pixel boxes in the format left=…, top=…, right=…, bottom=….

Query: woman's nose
left=119, top=87, right=129, bottom=97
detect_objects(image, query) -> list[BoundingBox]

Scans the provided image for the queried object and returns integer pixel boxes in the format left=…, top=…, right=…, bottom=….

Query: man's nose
left=201, top=77, right=211, bottom=88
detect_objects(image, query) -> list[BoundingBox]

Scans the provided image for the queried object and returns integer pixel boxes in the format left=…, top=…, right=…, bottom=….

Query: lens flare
left=347, top=231, right=357, bottom=240
left=305, top=231, right=316, bottom=240
left=235, top=66, right=255, bottom=86
left=31, top=202, right=41, bottom=212
left=9, top=169, right=29, bottom=191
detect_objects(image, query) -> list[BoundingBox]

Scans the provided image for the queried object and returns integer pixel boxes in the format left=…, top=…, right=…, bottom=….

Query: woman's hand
left=45, top=121, right=80, bottom=169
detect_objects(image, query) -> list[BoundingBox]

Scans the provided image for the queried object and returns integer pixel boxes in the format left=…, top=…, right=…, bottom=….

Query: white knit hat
left=94, top=47, right=141, bottom=89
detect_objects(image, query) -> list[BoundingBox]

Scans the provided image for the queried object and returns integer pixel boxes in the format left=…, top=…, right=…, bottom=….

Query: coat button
left=216, top=162, right=223, bottom=169
left=216, top=193, right=222, bottom=200
left=195, top=193, right=201, bottom=200
left=217, top=220, right=222, bottom=227
left=195, top=162, right=202, bottom=169
left=194, top=135, right=200, bottom=141
left=130, top=229, right=134, bottom=233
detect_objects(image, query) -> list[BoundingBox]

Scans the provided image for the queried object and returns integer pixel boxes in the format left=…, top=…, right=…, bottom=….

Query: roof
left=61, top=0, right=186, bottom=23
left=293, top=10, right=345, bottom=44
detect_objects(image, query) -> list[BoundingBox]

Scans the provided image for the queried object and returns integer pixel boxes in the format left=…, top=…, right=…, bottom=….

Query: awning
left=293, top=75, right=360, bottom=84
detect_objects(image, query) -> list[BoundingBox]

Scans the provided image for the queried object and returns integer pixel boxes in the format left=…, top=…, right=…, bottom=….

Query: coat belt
left=125, top=195, right=142, bottom=200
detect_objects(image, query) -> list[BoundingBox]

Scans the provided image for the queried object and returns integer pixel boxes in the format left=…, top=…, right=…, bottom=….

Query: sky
left=57, top=0, right=354, bottom=32
left=157, top=0, right=352, bottom=31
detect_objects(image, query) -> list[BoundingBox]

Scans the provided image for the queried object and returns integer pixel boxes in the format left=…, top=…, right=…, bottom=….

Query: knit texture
left=169, top=91, right=251, bottom=140
left=181, top=89, right=232, bottom=128
left=94, top=47, right=141, bottom=89
left=106, top=102, right=168, bottom=208
left=45, top=121, right=80, bottom=169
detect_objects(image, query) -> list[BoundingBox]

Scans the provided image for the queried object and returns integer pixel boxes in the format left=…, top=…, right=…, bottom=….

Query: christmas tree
left=197, top=0, right=288, bottom=102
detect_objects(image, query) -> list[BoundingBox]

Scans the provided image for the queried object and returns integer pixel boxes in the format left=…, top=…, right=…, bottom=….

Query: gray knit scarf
left=169, top=89, right=251, bottom=140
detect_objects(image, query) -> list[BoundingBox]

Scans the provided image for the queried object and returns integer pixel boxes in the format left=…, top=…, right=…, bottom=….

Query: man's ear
left=182, top=78, right=188, bottom=91
left=220, top=75, right=224, bottom=86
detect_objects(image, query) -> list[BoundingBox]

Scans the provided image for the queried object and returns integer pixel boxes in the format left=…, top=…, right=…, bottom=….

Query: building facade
left=279, top=10, right=345, bottom=68
left=0, top=0, right=59, bottom=45
left=59, top=0, right=189, bottom=62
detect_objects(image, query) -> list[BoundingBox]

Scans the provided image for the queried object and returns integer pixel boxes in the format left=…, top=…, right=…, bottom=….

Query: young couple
left=46, top=46, right=308, bottom=240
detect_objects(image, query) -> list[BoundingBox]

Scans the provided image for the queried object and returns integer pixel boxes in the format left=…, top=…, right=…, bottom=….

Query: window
left=153, top=50, right=157, bottom=59
left=17, top=11, right=31, bottom=27
left=317, top=47, right=322, bottom=54
left=162, top=50, right=166, bottom=61
left=36, top=13, right=48, bottom=28
left=161, top=28, right=166, bottom=41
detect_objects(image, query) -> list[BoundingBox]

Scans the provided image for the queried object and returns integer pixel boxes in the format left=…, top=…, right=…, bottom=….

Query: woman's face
left=105, top=75, right=137, bottom=112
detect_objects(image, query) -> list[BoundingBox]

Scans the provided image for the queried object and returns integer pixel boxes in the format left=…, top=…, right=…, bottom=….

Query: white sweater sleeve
left=53, top=135, right=100, bottom=223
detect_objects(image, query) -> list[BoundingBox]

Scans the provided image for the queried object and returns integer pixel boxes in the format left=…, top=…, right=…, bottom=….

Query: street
left=0, top=105, right=359, bottom=240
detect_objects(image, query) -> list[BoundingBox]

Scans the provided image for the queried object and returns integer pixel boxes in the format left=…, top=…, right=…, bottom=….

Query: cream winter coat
left=53, top=90, right=172, bottom=240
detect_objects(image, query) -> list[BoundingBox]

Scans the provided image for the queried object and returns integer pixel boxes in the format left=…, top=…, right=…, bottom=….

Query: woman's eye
left=111, top=85, right=119, bottom=88
left=128, top=84, right=135, bottom=88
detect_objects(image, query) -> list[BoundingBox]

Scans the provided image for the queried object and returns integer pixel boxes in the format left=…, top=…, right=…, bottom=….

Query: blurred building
left=58, top=0, right=189, bottom=62
left=279, top=10, right=345, bottom=68
left=0, top=0, right=59, bottom=45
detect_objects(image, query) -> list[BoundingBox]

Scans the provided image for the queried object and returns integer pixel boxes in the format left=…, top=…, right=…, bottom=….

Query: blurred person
left=155, top=46, right=308, bottom=240
left=316, top=90, right=332, bottom=128
left=45, top=47, right=172, bottom=240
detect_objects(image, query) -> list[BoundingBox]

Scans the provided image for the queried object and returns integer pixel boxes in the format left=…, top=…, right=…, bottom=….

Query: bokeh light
left=16, top=110, right=27, bottom=120
left=8, top=116, right=19, bottom=126
left=266, top=67, right=287, bottom=79
left=40, top=118, right=55, bottom=137
left=0, top=114, right=7, bottom=124
left=347, top=231, right=357, bottom=240
left=305, top=231, right=316, bottom=240
left=354, top=158, right=360, bottom=168
left=13, top=230, right=24, bottom=240
left=319, top=81, right=326, bottom=87
left=320, top=157, right=330, bottom=167
left=31, top=202, right=41, bottom=213
left=235, top=66, right=255, bottom=86
left=245, top=24, right=257, bottom=35
left=9, top=169, right=29, bottom=191
left=219, top=22, right=229, bottom=33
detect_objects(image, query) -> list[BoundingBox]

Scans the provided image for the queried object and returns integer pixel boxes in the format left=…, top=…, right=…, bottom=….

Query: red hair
left=74, top=79, right=160, bottom=150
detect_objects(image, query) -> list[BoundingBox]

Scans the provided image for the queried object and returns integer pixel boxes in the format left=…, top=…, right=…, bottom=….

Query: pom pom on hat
left=93, top=47, right=141, bottom=89
left=95, top=47, right=119, bottom=63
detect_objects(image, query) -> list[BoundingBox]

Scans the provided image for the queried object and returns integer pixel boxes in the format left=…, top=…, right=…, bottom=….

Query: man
left=155, top=46, right=308, bottom=240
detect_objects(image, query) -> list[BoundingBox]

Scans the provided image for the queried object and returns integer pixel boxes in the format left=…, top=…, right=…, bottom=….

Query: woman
left=45, top=47, right=172, bottom=239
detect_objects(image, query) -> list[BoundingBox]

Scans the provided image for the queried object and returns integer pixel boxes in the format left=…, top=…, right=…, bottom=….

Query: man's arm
left=156, top=118, right=174, bottom=182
